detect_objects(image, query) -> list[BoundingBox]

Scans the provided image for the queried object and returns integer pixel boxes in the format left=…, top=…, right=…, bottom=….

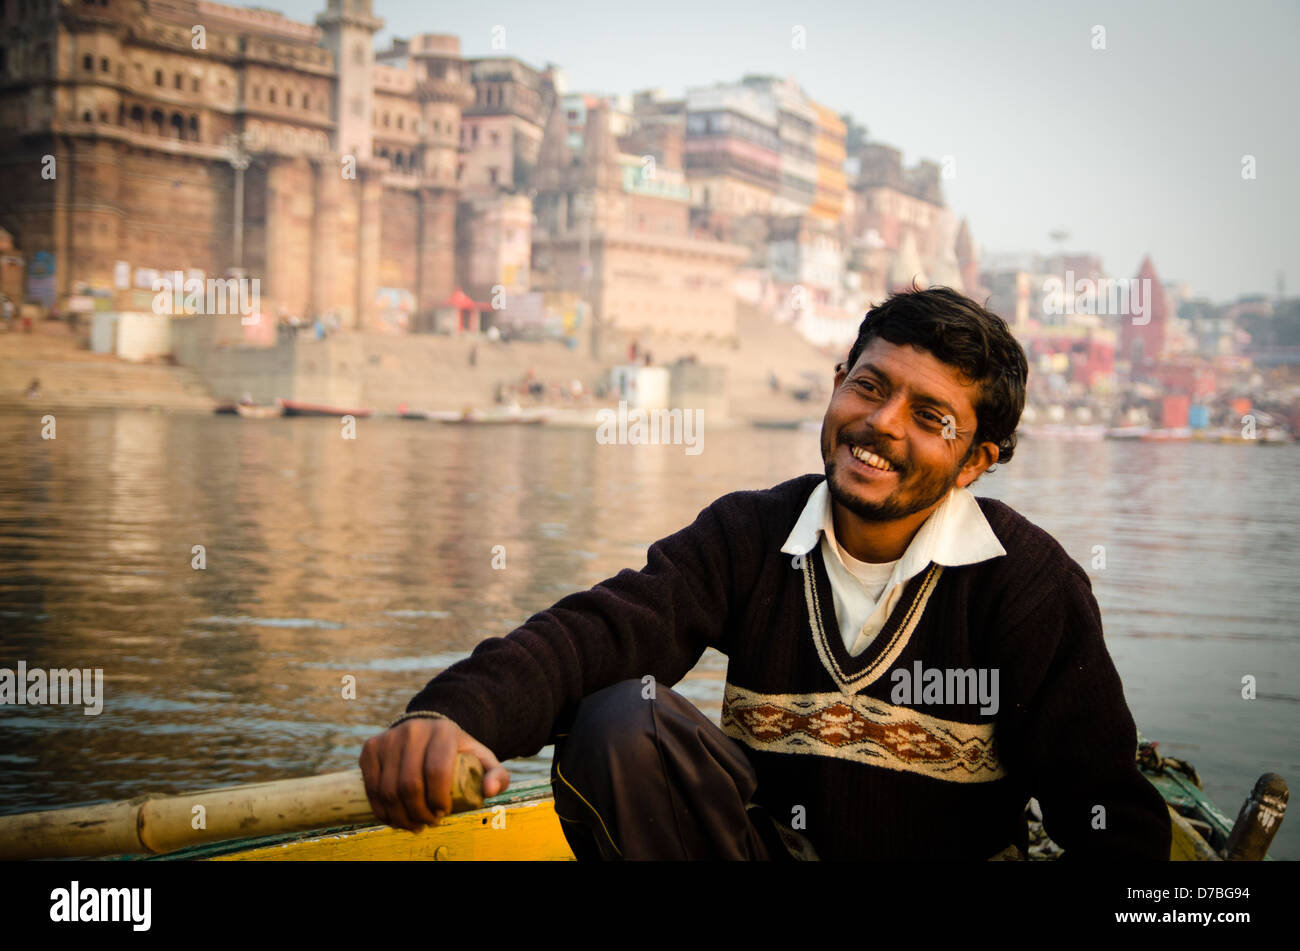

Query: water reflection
left=0, top=410, right=1295, bottom=857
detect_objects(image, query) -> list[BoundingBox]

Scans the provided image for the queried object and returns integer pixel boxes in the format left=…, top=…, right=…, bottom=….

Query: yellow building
left=809, top=101, right=846, bottom=224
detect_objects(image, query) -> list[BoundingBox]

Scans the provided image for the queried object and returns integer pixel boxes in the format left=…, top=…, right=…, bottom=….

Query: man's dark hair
left=842, top=284, right=1029, bottom=467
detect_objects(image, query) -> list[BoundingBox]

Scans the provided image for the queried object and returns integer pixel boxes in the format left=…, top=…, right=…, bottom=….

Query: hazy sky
left=269, top=0, right=1298, bottom=304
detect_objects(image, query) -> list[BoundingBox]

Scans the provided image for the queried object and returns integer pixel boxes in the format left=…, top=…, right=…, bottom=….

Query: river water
left=1, top=408, right=1296, bottom=858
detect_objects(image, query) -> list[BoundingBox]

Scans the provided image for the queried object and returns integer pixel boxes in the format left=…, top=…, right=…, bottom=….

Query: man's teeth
left=851, top=445, right=895, bottom=471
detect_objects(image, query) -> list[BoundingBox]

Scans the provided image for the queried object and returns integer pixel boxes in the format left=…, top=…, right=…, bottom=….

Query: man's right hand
left=359, top=716, right=510, bottom=831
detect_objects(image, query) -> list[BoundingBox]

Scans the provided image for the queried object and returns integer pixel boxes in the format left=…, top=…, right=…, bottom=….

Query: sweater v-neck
left=803, top=541, right=943, bottom=696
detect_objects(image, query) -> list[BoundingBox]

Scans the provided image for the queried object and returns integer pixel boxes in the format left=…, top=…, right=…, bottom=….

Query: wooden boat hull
left=434, top=408, right=551, bottom=424
left=138, top=736, right=1260, bottom=861
left=141, top=782, right=573, bottom=862
left=278, top=398, right=373, bottom=418
left=235, top=403, right=282, bottom=419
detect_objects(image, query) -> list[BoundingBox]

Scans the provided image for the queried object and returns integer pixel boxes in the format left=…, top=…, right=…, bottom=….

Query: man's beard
left=824, top=443, right=968, bottom=523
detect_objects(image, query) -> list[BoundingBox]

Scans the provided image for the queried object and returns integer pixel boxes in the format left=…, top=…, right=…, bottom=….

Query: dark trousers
left=549, top=679, right=817, bottom=861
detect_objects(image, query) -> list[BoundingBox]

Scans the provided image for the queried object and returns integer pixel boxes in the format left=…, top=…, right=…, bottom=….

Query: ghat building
left=0, top=0, right=480, bottom=330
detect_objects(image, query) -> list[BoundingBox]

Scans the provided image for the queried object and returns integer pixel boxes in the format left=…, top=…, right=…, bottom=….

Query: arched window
left=129, top=105, right=144, bottom=130
left=82, top=55, right=93, bottom=71
left=189, top=115, right=199, bottom=140
left=393, top=153, right=403, bottom=170
left=268, top=87, right=276, bottom=104
left=285, top=90, right=293, bottom=107
left=396, top=114, right=403, bottom=130
left=169, top=113, right=185, bottom=139
left=150, top=109, right=164, bottom=134
left=82, top=110, right=93, bottom=122
left=301, top=93, right=309, bottom=110
left=154, top=69, right=163, bottom=86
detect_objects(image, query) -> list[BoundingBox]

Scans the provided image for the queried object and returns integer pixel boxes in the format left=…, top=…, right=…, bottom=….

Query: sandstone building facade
left=0, top=0, right=476, bottom=330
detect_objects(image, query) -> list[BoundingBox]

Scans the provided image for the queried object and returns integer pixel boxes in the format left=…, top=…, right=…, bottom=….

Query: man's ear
left=833, top=361, right=846, bottom=389
left=956, top=441, right=999, bottom=488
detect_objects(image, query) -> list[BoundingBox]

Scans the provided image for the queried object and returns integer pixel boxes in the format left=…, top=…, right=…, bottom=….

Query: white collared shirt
left=780, top=479, right=1007, bottom=656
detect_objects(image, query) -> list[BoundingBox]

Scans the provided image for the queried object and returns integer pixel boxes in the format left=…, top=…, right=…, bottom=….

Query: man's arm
left=399, top=495, right=743, bottom=763
left=995, top=561, right=1172, bottom=859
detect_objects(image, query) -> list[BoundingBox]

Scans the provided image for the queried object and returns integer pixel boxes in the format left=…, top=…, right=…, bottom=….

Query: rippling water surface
left=1, top=409, right=1296, bottom=858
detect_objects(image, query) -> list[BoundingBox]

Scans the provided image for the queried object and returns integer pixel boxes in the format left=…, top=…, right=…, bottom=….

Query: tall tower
left=317, top=0, right=384, bottom=161
left=409, top=34, right=474, bottom=185
left=955, top=218, right=981, bottom=297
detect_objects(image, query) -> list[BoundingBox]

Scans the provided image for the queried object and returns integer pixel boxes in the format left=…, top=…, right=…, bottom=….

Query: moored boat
left=235, top=402, right=282, bottom=419
left=1020, top=424, right=1106, bottom=441
left=434, top=407, right=550, bottom=424
left=277, top=398, right=373, bottom=418
left=1139, top=427, right=1193, bottom=442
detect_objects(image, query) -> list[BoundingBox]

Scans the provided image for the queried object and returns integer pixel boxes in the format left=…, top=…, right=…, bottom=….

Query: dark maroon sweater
left=405, top=472, right=1172, bottom=860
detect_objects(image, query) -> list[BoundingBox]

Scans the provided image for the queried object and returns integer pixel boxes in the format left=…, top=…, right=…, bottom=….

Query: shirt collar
left=780, top=477, right=1006, bottom=577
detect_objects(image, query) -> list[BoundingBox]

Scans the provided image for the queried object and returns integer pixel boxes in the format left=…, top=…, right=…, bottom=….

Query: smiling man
left=361, top=286, right=1172, bottom=861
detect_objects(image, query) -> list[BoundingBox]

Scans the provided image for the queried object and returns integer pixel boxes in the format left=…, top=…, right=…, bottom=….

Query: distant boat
left=1139, top=427, right=1193, bottom=442
left=1021, top=424, right=1105, bottom=441
left=750, top=419, right=821, bottom=432
left=277, top=398, right=373, bottom=418
left=433, top=407, right=550, bottom=425
left=1105, top=426, right=1150, bottom=440
left=1192, top=428, right=1258, bottom=444
left=213, top=403, right=238, bottom=415
left=235, top=403, right=282, bottom=419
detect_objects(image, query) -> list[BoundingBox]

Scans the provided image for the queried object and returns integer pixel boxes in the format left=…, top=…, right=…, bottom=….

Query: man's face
left=820, top=338, right=999, bottom=523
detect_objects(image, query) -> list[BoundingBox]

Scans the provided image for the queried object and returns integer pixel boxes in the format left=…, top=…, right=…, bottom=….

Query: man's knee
left=562, top=679, right=659, bottom=755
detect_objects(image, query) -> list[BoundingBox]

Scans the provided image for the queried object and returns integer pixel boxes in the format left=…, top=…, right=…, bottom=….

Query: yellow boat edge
left=210, top=795, right=576, bottom=861
left=208, top=798, right=1210, bottom=862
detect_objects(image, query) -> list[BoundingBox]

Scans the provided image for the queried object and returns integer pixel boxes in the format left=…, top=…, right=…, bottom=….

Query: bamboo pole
left=0, top=754, right=484, bottom=860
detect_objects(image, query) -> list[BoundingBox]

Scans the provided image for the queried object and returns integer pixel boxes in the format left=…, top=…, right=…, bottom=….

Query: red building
left=1153, top=359, right=1217, bottom=399
left=1120, top=256, right=1169, bottom=374
left=1026, top=330, right=1115, bottom=389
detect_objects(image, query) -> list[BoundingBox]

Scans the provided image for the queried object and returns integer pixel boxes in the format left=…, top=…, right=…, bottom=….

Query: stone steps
left=0, top=305, right=852, bottom=421
left=0, top=333, right=217, bottom=410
